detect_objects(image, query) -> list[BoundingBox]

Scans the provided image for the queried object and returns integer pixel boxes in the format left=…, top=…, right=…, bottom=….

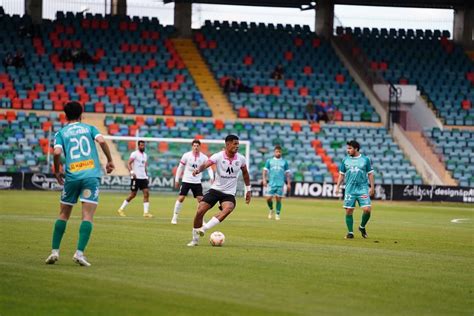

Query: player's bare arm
left=174, top=160, right=184, bottom=189
left=53, top=147, right=64, bottom=185
left=335, top=173, right=345, bottom=194
left=127, top=157, right=135, bottom=178
left=193, top=160, right=213, bottom=176
left=286, top=172, right=291, bottom=192
left=368, top=172, right=375, bottom=197
left=242, top=165, right=251, bottom=204
left=96, top=135, right=114, bottom=174
left=262, top=169, right=268, bottom=187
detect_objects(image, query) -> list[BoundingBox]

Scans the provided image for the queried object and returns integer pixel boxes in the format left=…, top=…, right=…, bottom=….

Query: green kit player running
left=45, top=101, right=115, bottom=266
left=335, top=140, right=375, bottom=239
left=262, top=145, right=291, bottom=220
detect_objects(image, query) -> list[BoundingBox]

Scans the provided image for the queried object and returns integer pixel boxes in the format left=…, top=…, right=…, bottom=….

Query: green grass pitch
left=0, top=191, right=473, bottom=315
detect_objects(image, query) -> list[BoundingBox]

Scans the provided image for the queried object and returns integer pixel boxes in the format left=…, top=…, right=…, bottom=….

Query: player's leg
left=358, top=195, right=372, bottom=238
left=275, top=196, right=282, bottom=220
left=45, top=203, right=73, bottom=264
left=142, top=187, right=152, bottom=218
left=265, top=186, right=274, bottom=219
left=344, top=208, right=355, bottom=239
left=343, top=193, right=356, bottom=238
left=117, top=189, right=137, bottom=216
left=73, top=178, right=100, bottom=266
left=172, top=183, right=191, bottom=224
left=200, top=193, right=236, bottom=234
left=46, top=181, right=79, bottom=264
left=187, top=200, right=213, bottom=246
left=274, top=186, right=284, bottom=220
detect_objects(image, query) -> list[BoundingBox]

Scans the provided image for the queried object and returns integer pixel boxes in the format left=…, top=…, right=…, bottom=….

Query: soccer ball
left=209, top=231, right=225, bottom=246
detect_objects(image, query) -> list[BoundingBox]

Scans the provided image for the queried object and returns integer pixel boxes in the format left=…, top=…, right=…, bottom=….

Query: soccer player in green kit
left=45, top=101, right=115, bottom=266
left=335, top=140, right=375, bottom=239
left=262, top=145, right=291, bottom=220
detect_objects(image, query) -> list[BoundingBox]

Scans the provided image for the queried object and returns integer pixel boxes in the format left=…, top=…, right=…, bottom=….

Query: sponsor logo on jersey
left=70, top=159, right=95, bottom=172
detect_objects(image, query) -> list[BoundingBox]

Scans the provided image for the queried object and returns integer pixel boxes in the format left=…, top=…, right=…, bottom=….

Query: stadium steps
left=404, top=130, right=458, bottom=185
left=171, top=38, right=236, bottom=119
left=82, top=114, right=129, bottom=175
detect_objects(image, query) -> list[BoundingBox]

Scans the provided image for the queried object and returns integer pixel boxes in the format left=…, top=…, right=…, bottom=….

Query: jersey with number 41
left=54, top=122, right=102, bottom=181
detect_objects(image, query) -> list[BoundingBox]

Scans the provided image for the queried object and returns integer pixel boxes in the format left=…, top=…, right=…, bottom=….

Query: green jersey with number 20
left=54, top=122, right=102, bottom=181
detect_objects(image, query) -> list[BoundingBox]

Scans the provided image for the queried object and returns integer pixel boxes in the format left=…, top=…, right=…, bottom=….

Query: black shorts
left=179, top=182, right=203, bottom=198
left=202, top=189, right=236, bottom=208
left=131, top=178, right=149, bottom=192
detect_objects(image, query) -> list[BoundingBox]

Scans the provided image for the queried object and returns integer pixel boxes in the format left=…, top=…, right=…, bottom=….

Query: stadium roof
left=165, top=0, right=472, bottom=9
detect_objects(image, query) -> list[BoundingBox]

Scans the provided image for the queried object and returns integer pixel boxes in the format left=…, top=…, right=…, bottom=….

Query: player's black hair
left=225, top=134, right=239, bottom=143
left=192, top=139, right=201, bottom=145
left=63, top=101, right=83, bottom=121
left=274, top=145, right=282, bottom=151
left=138, top=140, right=145, bottom=146
left=347, top=140, right=360, bottom=151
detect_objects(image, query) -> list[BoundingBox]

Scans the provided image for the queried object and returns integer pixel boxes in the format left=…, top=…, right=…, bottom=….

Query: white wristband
left=245, top=185, right=251, bottom=194
left=130, top=170, right=134, bottom=175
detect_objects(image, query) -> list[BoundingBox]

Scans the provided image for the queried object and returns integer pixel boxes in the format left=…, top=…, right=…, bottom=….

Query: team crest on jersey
left=235, top=161, right=240, bottom=167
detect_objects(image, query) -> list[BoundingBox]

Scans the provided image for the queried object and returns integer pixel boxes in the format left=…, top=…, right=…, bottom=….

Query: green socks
left=361, top=212, right=371, bottom=228
left=345, top=214, right=354, bottom=233
left=276, top=201, right=282, bottom=215
left=52, top=219, right=67, bottom=249
left=77, top=221, right=93, bottom=252
left=266, top=200, right=273, bottom=211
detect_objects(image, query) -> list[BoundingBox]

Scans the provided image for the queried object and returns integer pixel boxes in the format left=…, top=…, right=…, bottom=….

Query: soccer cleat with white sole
left=73, top=254, right=91, bottom=267
left=117, top=209, right=126, bottom=217
left=45, top=253, right=59, bottom=264
left=275, top=214, right=280, bottom=221
left=187, top=240, right=198, bottom=247
left=143, top=213, right=154, bottom=218
left=197, top=228, right=205, bottom=237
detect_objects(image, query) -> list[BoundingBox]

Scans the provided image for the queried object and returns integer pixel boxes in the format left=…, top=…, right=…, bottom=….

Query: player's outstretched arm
left=241, top=165, right=251, bottom=204
left=53, top=147, right=64, bottom=185
left=96, top=135, right=115, bottom=174
left=193, top=160, right=213, bottom=176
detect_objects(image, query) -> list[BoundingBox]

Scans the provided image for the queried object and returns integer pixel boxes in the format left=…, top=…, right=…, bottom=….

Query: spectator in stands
left=271, top=64, right=284, bottom=80
left=13, top=51, right=25, bottom=68
left=236, top=77, right=252, bottom=93
left=326, top=98, right=336, bottom=123
left=315, top=99, right=329, bottom=123
left=3, top=53, right=14, bottom=67
left=59, top=49, right=73, bottom=63
left=77, top=48, right=96, bottom=64
left=223, top=76, right=237, bottom=94
left=305, top=100, right=317, bottom=124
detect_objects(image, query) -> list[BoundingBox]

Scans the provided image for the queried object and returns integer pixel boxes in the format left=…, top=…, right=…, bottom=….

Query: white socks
left=202, top=216, right=220, bottom=232
left=173, top=201, right=183, bottom=214
left=192, top=228, right=200, bottom=241
left=143, top=202, right=150, bottom=213
left=75, top=250, right=84, bottom=257
left=120, top=200, right=129, bottom=210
